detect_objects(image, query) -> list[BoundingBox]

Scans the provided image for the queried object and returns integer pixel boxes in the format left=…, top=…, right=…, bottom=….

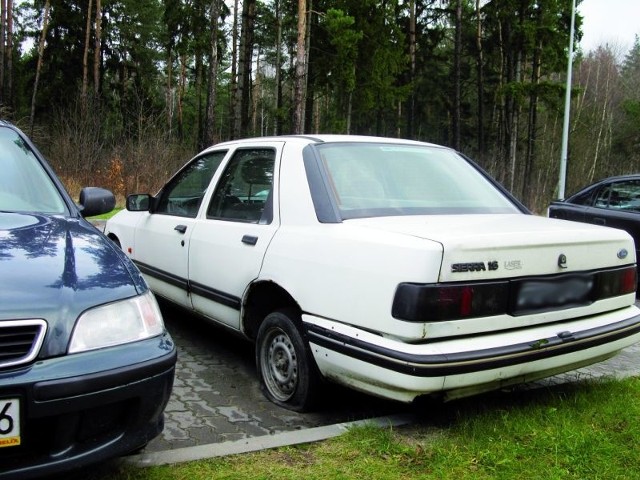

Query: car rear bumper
left=0, top=332, right=177, bottom=480
left=304, top=306, right=640, bottom=403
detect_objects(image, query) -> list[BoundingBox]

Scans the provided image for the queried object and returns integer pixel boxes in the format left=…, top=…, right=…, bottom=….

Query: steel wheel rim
left=262, top=328, right=298, bottom=401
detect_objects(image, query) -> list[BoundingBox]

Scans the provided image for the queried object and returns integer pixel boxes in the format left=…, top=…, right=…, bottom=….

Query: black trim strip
left=305, top=314, right=640, bottom=377
left=135, top=260, right=188, bottom=290
left=189, top=281, right=241, bottom=310
left=134, top=260, right=242, bottom=310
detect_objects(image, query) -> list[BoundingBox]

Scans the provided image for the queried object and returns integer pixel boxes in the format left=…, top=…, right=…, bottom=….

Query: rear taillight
left=392, top=265, right=636, bottom=323
left=392, top=281, right=509, bottom=322
left=594, top=266, right=637, bottom=298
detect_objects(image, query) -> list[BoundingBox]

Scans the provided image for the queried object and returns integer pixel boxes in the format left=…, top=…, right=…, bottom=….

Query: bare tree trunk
left=588, top=64, right=613, bottom=182
left=93, top=0, right=102, bottom=96
left=475, top=0, right=485, bottom=152
left=5, top=0, right=12, bottom=108
left=234, top=0, right=255, bottom=138
left=508, top=50, right=522, bottom=192
left=178, top=53, right=187, bottom=139
left=204, top=0, right=220, bottom=146
left=347, top=90, right=352, bottom=134
left=81, top=0, right=93, bottom=108
left=524, top=36, right=542, bottom=201
left=252, top=47, right=260, bottom=135
left=30, top=0, right=51, bottom=135
left=195, top=52, right=204, bottom=148
left=407, top=0, right=416, bottom=138
left=452, top=0, right=462, bottom=150
left=230, top=0, right=239, bottom=137
left=303, top=0, right=312, bottom=130
left=0, top=0, right=6, bottom=105
left=293, top=0, right=306, bottom=134
left=166, top=48, right=173, bottom=133
left=193, top=0, right=205, bottom=148
left=274, top=0, right=282, bottom=135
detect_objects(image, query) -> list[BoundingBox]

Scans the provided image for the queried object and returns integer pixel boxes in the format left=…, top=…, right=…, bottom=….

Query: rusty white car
left=105, top=135, right=640, bottom=411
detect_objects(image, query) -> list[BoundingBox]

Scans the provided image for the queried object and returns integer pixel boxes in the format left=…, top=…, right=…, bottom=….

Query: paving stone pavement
left=143, top=301, right=402, bottom=453
left=141, top=299, right=640, bottom=454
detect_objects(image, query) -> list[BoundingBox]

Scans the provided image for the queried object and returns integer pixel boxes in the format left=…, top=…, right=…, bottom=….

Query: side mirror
left=126, top=193, right=152, bottom=212
left=78, top=187, right=116, bottom=218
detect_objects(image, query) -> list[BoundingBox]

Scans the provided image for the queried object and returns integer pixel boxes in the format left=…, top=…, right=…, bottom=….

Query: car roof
left=207, top=134, right=443, bottom=150
left=561, top=173, right=640, bottom=202
left=596, top=174, right=640, bottom=183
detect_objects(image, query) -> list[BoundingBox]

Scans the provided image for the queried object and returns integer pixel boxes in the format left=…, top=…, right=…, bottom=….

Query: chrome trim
left=0, top=319, right=47, bottom=369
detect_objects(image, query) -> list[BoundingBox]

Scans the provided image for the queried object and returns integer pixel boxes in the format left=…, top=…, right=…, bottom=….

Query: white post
left=558, top=0, right=576, bottom=200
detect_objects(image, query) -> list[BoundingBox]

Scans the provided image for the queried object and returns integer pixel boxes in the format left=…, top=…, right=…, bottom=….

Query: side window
left=608, top=180, right=640, bottom=211
left=594, top=185, right=611, bottom=208
left=570, top=188, right=597, bottom=206
left=207, top=148, right=275, bottom=224
left=156, top=151, right=226, bottom=217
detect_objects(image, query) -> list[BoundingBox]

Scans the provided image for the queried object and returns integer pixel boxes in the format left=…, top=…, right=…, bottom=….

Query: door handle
left=242, top=235, right=258, bottom=245
left=174, top=224, right=187, bottom=234
left=592, top=217, right=606, bottom=225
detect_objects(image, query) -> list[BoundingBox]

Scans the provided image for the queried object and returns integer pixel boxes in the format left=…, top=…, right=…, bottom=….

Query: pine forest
left=0, top=0, right=639, bottom=212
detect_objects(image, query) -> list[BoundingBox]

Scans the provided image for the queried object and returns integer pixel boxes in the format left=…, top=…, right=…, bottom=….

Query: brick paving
left=144, top=300, right=640, bottom=454
left=144, top=301, right=401, bottom=453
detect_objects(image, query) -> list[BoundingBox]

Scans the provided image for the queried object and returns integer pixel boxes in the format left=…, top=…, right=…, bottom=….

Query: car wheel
left=256, top=309, right=318, bottom=412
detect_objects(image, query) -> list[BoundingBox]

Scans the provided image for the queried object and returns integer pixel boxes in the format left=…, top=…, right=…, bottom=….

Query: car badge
left=618, top=249, right=629, bottom=259
left=504, top=260, right=522, bottom=270
left=558, top=254, right=567, bottom=269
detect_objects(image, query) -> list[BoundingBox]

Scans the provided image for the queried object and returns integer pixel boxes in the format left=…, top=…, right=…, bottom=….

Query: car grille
left=0, top=320, right=47, bottom=369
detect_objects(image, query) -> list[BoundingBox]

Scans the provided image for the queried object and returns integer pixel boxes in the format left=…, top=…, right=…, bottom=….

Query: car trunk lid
left=349, top=214, right=635, bottom=282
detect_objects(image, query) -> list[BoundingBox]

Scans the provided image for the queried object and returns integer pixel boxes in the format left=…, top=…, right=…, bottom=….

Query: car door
left=551, top=187, right=597, bottom=221
left=188, top=143, right=282, bottom=330
left=132, top=151, right=227, bottom=307
left=585, top=180, right=640, bottom=258
left=583, top=183, right=613, bottom=226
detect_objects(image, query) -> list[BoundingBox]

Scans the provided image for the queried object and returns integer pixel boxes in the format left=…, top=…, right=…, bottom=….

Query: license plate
left=0, top=398, right=21, bottom=448
left=512, top=274, right=594, bottom=315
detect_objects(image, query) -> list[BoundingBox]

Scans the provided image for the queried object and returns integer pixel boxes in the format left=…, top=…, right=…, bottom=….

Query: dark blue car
left=0, top=121, right=176, bottom=479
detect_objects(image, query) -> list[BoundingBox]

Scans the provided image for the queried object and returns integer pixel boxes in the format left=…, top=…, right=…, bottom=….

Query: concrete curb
left=125, top=413, right=414, bottom=467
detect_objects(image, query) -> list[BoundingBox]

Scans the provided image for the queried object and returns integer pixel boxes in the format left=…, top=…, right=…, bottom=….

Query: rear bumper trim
left=305, top=313, right=640, bottom=377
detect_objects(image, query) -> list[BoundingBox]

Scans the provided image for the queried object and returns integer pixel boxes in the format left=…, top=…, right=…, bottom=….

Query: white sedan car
left=105, top=135, right=640, bottom=411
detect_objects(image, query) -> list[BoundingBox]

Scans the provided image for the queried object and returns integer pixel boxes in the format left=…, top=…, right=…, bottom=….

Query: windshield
left=315, top=142, right=519, bottom=219
left=0, top=127, right=67, bottom=214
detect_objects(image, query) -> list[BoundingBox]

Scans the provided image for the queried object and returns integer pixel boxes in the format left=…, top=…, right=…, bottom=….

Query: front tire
left=256, top=310, right=318, bottom=412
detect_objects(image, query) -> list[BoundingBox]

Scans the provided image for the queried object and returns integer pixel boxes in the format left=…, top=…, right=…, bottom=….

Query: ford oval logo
left=618, top=249, right=629, bottom=259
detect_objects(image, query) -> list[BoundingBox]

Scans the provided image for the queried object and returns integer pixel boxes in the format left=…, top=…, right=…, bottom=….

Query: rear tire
left=256, top=309, right=318, bottom=412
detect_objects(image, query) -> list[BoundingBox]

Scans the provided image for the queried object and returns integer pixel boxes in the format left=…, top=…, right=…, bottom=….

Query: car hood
left=0, top=212, right=146, bottom=357
left=347, top=214, right=636, bottom=282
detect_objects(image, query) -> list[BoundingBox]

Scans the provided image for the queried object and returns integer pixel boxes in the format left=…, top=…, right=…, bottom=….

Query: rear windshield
left=315, top=142, right=519, bottom=219
left=0, top=127, right=67, bottom=214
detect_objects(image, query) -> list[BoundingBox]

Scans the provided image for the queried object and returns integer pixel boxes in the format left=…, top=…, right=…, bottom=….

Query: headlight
left=69, top=291, right=165, bottom=353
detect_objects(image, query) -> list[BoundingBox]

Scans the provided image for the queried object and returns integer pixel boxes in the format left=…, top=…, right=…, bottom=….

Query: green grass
left=90, top=377, right=640, bottom=479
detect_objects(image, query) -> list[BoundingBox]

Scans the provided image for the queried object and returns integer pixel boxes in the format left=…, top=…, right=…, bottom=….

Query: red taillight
left=622, top=267, right=637, bottom=294
left=393, top=282, right=509, bottom=322
left=459, top=286, right=473, bottom=316
left=596, top=266, right=637, bottom=297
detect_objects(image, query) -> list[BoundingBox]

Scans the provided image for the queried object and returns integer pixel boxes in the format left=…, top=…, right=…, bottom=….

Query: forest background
left=0, top=0, right=639, bottom=213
